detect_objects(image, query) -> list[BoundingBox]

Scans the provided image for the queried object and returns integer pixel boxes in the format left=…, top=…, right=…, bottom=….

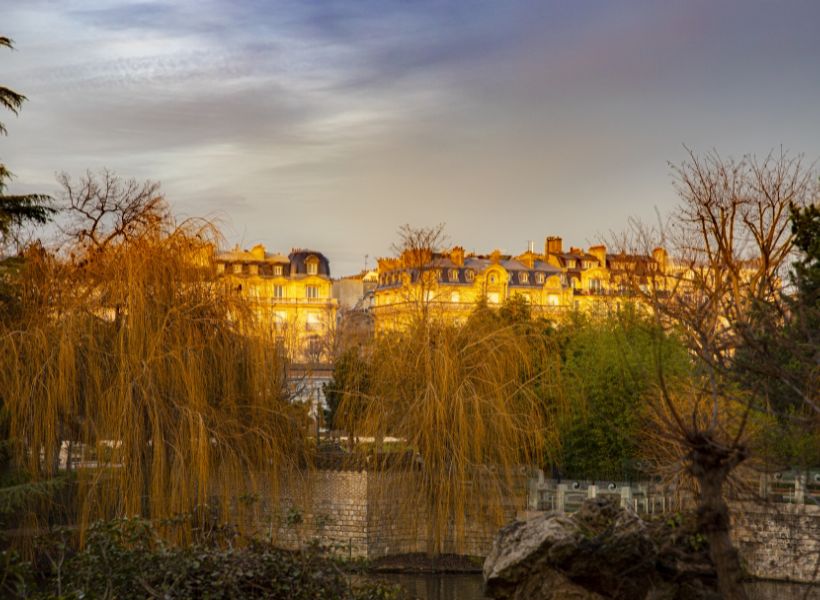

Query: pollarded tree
left=0, top=37, right=54, bottom=245
left=619, top=149, right=817, bottom=600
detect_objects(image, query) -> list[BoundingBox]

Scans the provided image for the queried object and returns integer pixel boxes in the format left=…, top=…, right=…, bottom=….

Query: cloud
left=4, top=0, right=820, bottom=275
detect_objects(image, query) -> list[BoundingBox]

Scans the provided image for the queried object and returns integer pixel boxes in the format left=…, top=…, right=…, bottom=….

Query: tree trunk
left=690, top=434, right=749, bottom=600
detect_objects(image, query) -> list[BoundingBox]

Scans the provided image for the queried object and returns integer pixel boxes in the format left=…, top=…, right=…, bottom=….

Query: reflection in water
left=380, top=573, right=818, bottom=600
left=380, top=573, right=488, bottom=600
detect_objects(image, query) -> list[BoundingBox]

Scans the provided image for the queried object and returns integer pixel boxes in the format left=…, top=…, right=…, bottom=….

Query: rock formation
left=483, top=497, right=720, bottom=600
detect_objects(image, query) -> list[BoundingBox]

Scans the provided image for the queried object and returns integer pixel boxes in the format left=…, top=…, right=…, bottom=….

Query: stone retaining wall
left=731, top=502, right=820, bottom=584
left=270, top=469, right=523, bottom=559
left=262, top=470, right=819, bottom=583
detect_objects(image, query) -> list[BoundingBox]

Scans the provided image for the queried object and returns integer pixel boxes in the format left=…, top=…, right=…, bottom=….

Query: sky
left=3, top=0, right=820, bottom=276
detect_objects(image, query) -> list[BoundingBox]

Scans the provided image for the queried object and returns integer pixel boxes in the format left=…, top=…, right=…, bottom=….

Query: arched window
left=306, top=257, right=319, bottom=275
left=535, top=272, right=545, bottom=284
left=449, top=269, right=459, bottom=282
left=519, top=272, right=529, bottom=284
left=274, top=265, right=283, bottom=276
left=465, top=269, right=475, bottom=282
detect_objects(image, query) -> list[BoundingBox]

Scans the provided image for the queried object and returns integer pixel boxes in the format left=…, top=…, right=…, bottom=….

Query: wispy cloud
left=4, top=0, right=820, bottom=274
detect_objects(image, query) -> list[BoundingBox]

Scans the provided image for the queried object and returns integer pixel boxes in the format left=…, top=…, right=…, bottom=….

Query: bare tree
left=57, top=169, right=169, bottom=255
left=618, top=149, right=817, bottom=600
left=387, top=223, right=448, bottom=325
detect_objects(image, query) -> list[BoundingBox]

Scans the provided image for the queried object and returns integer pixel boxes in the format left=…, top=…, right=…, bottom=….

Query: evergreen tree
left=0, top=37, right=54, bottom=243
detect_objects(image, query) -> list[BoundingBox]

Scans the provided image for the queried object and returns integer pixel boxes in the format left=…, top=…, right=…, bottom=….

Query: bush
left=5, top=518, right=402, bottom=599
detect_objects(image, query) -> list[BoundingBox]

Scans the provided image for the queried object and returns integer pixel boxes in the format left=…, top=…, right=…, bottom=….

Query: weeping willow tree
left=336, top=311, right=563, bottom=554
left=0, top=173, right=312, bottom=544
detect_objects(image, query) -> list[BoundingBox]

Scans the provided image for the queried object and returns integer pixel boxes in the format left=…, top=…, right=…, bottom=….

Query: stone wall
left=264, top=470, right=820, bottom=584
left=273, top=470, right=371, bottom=558
left=731, top=502, right=820, bottom=584
left=269, top=469, right=524, bottom=560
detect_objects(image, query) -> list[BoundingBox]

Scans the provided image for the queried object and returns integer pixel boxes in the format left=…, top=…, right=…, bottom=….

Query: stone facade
left=731, top=502, right=820, bottom=584
left=270, top=469, right=522, bottom=560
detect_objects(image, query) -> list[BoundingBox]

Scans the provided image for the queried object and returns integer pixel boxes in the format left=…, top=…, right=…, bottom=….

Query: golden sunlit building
left=215, top=244, right=337, bottom=361
left=372, top=236, right=669, bottom=330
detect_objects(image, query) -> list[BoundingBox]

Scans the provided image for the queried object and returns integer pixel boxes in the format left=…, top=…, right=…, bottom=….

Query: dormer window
left=449, top=269, right=459, bottom=282
left=567, top=259, right=576, bottom=269
left=519, top=272, right=529, bottom=284
left=232, top=263, right=242, bottom=274
left=535, top=272, right=545, bottom=284
left=306, top=258, right=319, bottom=275
left=465, top=269, right=475, bottom=282
left=274, top=265, right=283, bottom=276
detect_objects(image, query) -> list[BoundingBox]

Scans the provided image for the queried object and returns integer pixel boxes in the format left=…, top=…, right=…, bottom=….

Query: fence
left=527, top=469, right=820, bottom=516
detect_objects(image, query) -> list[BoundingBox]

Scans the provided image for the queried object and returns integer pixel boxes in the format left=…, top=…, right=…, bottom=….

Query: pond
left=379, top=573, right=819, bottom=600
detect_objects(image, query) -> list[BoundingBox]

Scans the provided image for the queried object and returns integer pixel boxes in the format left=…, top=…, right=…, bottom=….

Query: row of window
left=415, top=291, right=563, bottom=305
left=219, top=262, right=320, bottom=276
left=380, top=269, right=561, bottom=286
left=244, top=284, right=321, bottom=299
left=563, top=259, right=598, bottom=270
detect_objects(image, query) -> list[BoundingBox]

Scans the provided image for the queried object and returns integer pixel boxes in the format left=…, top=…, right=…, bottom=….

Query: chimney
left=652, top=247, right=667, bottom=272
left=545, top=236, right=562, bottom=257
left=450, top=246, right=465, bottom=266
left=589, top=244, right=606, bottom=266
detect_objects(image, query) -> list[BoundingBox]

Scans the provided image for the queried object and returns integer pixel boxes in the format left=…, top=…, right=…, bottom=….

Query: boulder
left=483, top=497, right=720, bottom=600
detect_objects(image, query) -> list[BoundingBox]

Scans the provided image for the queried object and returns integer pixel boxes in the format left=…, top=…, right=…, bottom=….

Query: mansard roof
left=289, top=249, right=331, bottom=277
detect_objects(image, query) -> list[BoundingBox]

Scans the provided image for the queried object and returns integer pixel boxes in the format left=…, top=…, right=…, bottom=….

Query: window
left=305, top=335, right=323, bottom=357
left=306, top=259, right=318, bottom=275
left=216, top=263, right=225, bottom=274
left=548, top=294, right=559, bottom=306
left=519, top=272, right=529, bottom=284
left=274, top=311, right=287, bottom=325
left=273, top=285, right=285, bottom=299
left=589, top=278, right=603, bottom=292
left=465, top=269, right=475, bottom=282
left=449, top=269, right=459, bottom=282
left=450, top=292, right=460, bottom=303
left=489, top=273, right=498, bottom=284
left=487, top=292, right=500, bottom=304
left=249, top=264, right=258, bottom=275
left=306, top=285, right=319, bottom=299
left=306, top=312, right=321, bottom=331
left=274, top=265, right=283, bottom=276
left=232, top=263, right=243, bottom=274
left=535, top=272, right=545, bottom=284
left=567, top=259, right=576, bottom=269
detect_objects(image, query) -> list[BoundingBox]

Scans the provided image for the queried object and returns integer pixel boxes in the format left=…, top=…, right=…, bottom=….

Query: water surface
left=380, top=573, right=819, bottom=600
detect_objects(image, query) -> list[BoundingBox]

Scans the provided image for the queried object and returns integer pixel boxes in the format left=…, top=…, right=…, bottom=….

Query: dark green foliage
left=556, top=308, right=690, bottom=480
left=735, top=202, right=820, bottom=467
left=0, top=38, right=55, bottom=243
left=3, top=518, right=402, bottom=599
left=324, top=347, right=371, bottom=431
